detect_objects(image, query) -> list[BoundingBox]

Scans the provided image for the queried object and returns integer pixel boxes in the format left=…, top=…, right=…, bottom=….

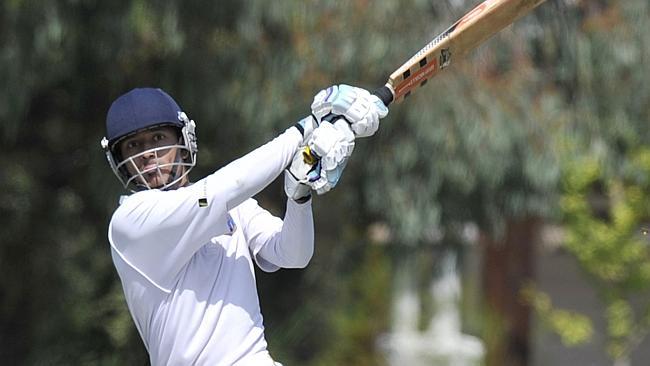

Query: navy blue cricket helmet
left=101, top=88, right=198, bottom=191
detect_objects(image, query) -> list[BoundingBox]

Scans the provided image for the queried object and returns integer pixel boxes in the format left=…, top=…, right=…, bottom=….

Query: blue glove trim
left=307, top=162, right=321, bottom=182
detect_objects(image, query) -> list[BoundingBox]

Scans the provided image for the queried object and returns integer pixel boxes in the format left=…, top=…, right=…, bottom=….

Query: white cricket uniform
left=108, top=127, right=313, bottom=365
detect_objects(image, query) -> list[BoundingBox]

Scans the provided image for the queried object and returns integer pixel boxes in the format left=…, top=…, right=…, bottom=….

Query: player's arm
left=246, top=85, right=390, bottom=269
left=240, top=122, right=348, bottom=269
left=235, top=198, right=314, bottom=271
left=219, top=84, right=387, bottom=209
left=284, top=84, right=389, bottom=202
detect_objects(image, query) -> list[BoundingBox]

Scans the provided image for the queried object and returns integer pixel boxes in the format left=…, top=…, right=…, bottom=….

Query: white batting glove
left=308, top=119, right=355, bottom=194
left=311, top=84, right=389, bottom=138
left=285, top=116, right=319, bottom=203
left=294, top=115, right=319, bottom=145
left=284, top=166, right=313, bottom=203
left=285, top=119, right=355, bottom=198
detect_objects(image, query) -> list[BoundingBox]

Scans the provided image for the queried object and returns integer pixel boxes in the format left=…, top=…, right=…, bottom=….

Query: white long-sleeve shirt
left=108, top=127, right=313, bottom=365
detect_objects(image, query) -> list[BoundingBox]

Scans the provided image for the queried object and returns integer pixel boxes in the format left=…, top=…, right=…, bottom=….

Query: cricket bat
left=305, top=0, right=548, bottom=171
left=373, top=0, right=548, bottom=106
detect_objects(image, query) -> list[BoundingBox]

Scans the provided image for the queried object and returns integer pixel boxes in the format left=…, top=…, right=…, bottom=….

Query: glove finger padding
left=311, top=86, right=338, bottom=121
left=309, top=121, right=354, bottom=169
left=311, top=84, right=389, bottom=138
left=310, top=159, right=349, bottom=195
left=347, top=95, right=388, bottom=137
left=307, top=120, right=355, bottom=195
left=330, top=84, right=370, bottom=118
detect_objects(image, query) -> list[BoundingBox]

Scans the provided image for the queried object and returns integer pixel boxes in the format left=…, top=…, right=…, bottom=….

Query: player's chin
left=144, top=171, right=172, bottom=189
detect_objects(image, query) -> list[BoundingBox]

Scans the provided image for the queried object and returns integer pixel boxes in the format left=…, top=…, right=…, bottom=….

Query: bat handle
left=373, top=85, right=394, bottom=107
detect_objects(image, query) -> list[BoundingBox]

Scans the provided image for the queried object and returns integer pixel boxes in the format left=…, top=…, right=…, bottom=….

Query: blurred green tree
left=527, top=1, right=650, bottom=365
left=542, top=148, right=650, bottom=366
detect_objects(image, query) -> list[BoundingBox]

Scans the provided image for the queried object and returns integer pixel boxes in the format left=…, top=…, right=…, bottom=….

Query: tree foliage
left=551, top=147, right=650, bottom=363
left=532, top=0, right=650, bottom=364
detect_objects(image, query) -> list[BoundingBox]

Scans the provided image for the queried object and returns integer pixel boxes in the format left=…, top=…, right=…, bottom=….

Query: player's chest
left=205, top=228, right=253, bottom=266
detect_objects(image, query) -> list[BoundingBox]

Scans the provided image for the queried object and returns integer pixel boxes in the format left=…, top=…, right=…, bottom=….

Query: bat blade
left=378, top=0, right=548, bottom=105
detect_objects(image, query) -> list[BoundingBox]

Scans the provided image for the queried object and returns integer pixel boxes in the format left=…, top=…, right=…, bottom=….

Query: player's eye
left=152, top=133, right=166, bottom=143
left=125, top=140, right=139, bottom=150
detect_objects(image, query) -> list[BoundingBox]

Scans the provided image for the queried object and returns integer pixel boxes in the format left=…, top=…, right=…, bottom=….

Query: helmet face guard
left=114, top=143, right=194, bottom=191
left=101, top=111, right=198, bottom=192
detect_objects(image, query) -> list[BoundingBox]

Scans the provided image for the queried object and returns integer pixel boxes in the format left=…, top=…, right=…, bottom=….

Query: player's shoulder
left=110, top=190, right=162, bottom=223
left=114, top=190, right=158, bottom=209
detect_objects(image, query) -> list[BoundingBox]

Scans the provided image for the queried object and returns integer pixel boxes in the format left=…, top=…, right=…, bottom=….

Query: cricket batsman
left=100, top=86, right=388, bottom=365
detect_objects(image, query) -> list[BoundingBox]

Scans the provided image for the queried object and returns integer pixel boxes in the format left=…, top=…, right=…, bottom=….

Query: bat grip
left=373, top=85, right=394, bottom=107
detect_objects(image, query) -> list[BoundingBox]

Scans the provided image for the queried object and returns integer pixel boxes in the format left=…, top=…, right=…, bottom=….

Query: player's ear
left=176, top=130, right=190, bottom=159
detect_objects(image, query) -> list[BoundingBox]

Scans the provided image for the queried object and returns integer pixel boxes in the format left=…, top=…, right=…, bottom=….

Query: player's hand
left=284, top=170, right=312, bottom=203
left=294, top=115, right=319, bottom=145
left=311, top=84, right=389, bottom=138
left=285, top=119, right=355, bottom=198
left=284, top=148, right=317, bottom=203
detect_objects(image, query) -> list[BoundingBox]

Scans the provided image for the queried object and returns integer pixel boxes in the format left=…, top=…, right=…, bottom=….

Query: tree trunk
left=481, top=217, right=541, bottom=366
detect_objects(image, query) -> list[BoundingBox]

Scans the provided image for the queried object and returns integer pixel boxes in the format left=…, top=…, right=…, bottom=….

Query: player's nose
left=140, top=148, right=156, bottom=161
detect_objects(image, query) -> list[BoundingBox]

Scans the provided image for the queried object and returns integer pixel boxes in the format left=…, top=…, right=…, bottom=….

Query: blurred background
left=1, top=0, right=650, bottom=365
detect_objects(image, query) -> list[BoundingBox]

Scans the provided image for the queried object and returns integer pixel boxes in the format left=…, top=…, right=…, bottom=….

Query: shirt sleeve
left=108, top=127, right=303, bottom=292
left=234, top=198, right=314, bottom=272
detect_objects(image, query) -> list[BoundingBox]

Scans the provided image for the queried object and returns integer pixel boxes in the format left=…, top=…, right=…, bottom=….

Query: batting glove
left=307, top=119, right=355, bottom=194
left=285, top=119, right=355, bottom=199
left=293, top=115, right=319, bottom=145
left=284, top=168, right=314, bottom=204
left=311, top=84, right=389, bottom=138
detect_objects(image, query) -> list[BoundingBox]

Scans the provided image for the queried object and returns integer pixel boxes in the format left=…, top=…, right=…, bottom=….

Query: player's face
left=118, top=126, right=184, bottom=189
